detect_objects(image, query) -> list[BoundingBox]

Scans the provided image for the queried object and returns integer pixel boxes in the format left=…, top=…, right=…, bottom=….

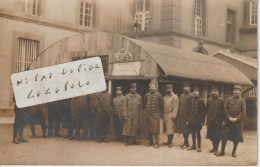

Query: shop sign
left=112, top=62, right=141, bottom=76
left=114, top=48, right=133, bottom=62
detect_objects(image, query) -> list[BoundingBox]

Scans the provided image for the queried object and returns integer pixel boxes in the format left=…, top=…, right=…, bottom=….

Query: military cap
left=116, top=87, right=122, bottom=90
left=183, top=82, right=191, bottom=87
left=211, top=85, right=219, bottom=91
left=193, top=86, right=199, bottom=91
left=166, top=84, right=173, bottom=88
left=233, top=85, right=242, bottom=90
left=149, top=83, right=156, bottom=89
left=130, top=83, right=137, bottom=88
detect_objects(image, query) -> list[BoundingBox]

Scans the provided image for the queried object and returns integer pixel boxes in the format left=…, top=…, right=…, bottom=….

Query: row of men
left=13, top=82, right=245, bottom=158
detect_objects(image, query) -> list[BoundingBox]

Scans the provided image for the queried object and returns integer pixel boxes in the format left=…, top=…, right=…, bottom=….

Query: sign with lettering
left=11, top=57, right=106, bottom=108
left=112, top=62, right=141, bottom=76
left=114, top=48, right=133, bottom=62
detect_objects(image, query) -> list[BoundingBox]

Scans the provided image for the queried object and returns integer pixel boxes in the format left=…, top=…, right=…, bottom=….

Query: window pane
left=136, top=0, right=143, bottom=12
left=145, top=0, right=150, bottom=11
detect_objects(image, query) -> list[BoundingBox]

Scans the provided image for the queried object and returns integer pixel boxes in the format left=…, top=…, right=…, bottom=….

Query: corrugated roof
left=126, top=37, right=253, bottom=86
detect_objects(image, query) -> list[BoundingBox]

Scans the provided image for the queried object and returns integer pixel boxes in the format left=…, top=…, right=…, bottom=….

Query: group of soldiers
left=13, top=82, right=246, bottom=158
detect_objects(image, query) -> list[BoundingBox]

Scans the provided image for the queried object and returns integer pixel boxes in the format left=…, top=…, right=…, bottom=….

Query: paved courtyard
left=0, top=124, right=257, bottom=166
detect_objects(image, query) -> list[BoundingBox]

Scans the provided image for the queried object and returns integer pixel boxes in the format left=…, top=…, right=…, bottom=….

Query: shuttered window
left=17, top=0, right=39, bottom=15
left=17, top=38, right=39, bottom=72
left=250, top=1, right=257, bottom=25
left=80, top=0, right=93, bottom=28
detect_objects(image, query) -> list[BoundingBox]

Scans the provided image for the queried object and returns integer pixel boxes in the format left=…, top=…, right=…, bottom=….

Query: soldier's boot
left=82, top=129, right=88, bottom=141
left=125, top=136, right=130, bottom=146
left=30, top=123, right=36, bottom=138
left=187, top=133, right=196, bottom=150
left=18, top=125, right=28, bottom=142
left=154, top=134, right=159, bottom=148
left=168, top=134, right=174, bottom=148
left=216, top=140, right=226, bottom=156
left=132, top=136, right=138, bottom=145
left=181, top=134, right=189, bottom=149
left=147, top=133, right=153, bottom=146
left=197, top=132, right=202, bottom=152
left=13, top=124, right=20, bottom=144
left=214, top=141, right=220, bottom=155
left=209, top=141, right=215, bottom=153
left=232, top=142, right=238, bottom=158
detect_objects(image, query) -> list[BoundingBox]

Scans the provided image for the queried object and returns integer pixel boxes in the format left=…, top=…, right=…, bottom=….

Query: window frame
left=194, top=0, right=204, bottom=36
left=134, top=0, right=150, bottom=32
left=79, top=0, right=93, bottom=28
left=17, top=0, right=39, bottom=16
left=249, top=1, right=257, bottom=25
left=226, top=9, right=236, bottom=44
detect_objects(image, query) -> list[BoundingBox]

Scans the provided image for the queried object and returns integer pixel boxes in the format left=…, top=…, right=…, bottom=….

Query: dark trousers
left=148, top=133, right=159, bottom=144
left=86, top=112, right=95, bottom=138
left=183, top=133, right=189, bottom=146
left=191, top=131, right=201, bottom=148
left=29, top=111, right=46, bottom=136
left=113, top=115, right=123, bottom=138
left=95, top=115, right=110, bottom=139
left=48, top=109, right=61, bottom=136
left=13, top=110, right=27, bottom=140
left=62, top=109, right=73, bottom=137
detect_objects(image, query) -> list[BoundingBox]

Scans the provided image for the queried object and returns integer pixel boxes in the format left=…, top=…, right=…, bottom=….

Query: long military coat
left=113, top=95, right=125, bottom=121
left=144, top=92, right=164, bottom=134
left=206, top=96, right=225, bottom=141
left=70, top=95, right=89, bottom=122
left=163, top=92, right=179, bottom=134
left=175, top=92, right=193, bottom=134
left=94, top=91, right=113, bottom=128
left=122, top=92, right=143, bottom=136
left=222, top=96, right=246, bottom=142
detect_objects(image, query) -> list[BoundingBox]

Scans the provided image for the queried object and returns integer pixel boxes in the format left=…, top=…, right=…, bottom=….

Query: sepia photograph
left=0, top=0, right=258, bottom=166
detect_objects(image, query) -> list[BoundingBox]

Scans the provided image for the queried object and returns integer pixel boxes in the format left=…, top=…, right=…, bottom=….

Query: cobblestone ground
left=0, top=124, right=257, bottom=166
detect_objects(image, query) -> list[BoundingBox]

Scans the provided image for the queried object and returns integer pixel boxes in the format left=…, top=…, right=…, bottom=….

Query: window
left=207, top=85, right=232, bottom=100
left=226, top=9, right=236, bottom=44
left=135, top=0, right=150, bottom=31
left=17, top=38, right=39, bottom=72
left=17, top=0, right=39, bottom=15
left=80, top=0, right=93, bottom=28
left=194, top=0, right=204, bottom=36
left=250, top=1, right=257, bottom=25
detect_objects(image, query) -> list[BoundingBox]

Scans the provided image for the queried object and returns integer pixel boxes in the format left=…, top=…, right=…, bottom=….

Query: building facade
left=0, top=0, right=257, bottom=113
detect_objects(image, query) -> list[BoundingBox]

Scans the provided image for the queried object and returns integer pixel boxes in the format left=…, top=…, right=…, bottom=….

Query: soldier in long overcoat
left=175, top=82, right=193, bottom=149
left=162, top=84, right=179, bottom=148
left=70, top=95, right=91, bottom=140
left=216, top=85, right=246, bottom=158
left=113, top=87, right=125, bottom=140
left=94, top=90, right=113, bottom=143
left=186, top=86, right=206, bottom=152
left=29, top=104, right=48, bottom=138
left=206, top=85, right=225, bottom=155
left=122, top=83, right=143, bottom=146
left=144, top=83, right=164, bottom=148
left=61, top=98, right=73, bottom=140
left=47, top=101, right=62, bottom=137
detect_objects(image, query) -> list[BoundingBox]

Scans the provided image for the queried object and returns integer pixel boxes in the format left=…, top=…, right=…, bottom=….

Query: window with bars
left=80, top=0, right=93, bottom=28
left=17, top=0, right=39, bottom=15
left=17, top=38, right=39, bottom=72
left=207, top=85, right=233, bottom=100
left=250, top=1, right=257, bottom=25
left=194, top=0, right=203, bottom=36
left=135, top=0, right=150, bottom=31
left=226, top=9, right=236, bottom=44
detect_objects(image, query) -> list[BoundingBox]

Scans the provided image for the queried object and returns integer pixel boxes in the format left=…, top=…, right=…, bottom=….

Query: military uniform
left=61, top=99, right=73, bottom=139
left=122, top=93, right=142, bottom=137
left=48, top=101, right=62, bottom=137
left=13, top=104, right=29, bottom=143
left=113, top=92, right=125, bottom=140
left=29, top=104, right=47, bottom=138
left=187, top=95, right=206, bottom=151
left=223, top=97, right=246, bottom=142
left=217, top=85, right=246, bottom=157
left=94, top=91, right=113, bottom=142
left=70, top=95, right=91, bottom=140
left=163, top=92, right=179, bottom=135
left=206, top=95, right=224, bottom=153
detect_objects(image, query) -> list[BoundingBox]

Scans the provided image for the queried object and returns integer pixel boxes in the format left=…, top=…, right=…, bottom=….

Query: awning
left=211, top=50, right=257, bottom=81
left=126, top=37, right=253, bottom=86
